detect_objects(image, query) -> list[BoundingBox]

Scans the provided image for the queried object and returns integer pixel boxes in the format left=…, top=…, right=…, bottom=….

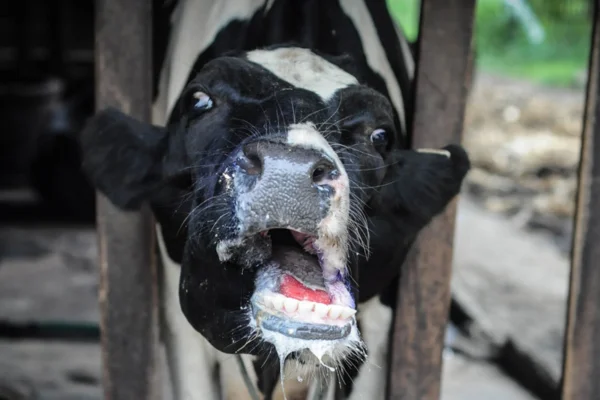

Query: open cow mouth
left=248, top=229, right=356, bottom=343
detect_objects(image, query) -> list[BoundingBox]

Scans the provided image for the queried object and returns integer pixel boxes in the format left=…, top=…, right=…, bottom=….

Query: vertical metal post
left=387, top=1, right=476, bottom=399
left=561, top=1, right=600, bottom=398
left=95, top=0, right=160, bottom=399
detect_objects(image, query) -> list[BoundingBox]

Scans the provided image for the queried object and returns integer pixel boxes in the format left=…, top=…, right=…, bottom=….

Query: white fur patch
left=347, top=295, right=392, bottom=400
left=247, top=47, right=358, bottom=100
left=392, top=20, right=416, bottom=80
left=286, top=122, right=341, bottom=163
left=286, top=123, right=351, bottom=281
left=339, top=0, right=407, bottom=132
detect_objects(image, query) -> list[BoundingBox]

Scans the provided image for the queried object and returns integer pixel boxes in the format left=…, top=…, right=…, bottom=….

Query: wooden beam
left=561, top=1, right=600, bottom=398
left=95, top=0, right=160, bottom=399
left=387, top=1, right=475, bottom=399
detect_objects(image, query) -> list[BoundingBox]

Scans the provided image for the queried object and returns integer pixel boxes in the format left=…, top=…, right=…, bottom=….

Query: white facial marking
left=416, top=148, right=452, bottom=158
left=286, top=122, right=341, bottom=162
left=339, top=0, right=407, bottom=132
left=247, top=47, right=358, bottom=100
left=287, top=123, right=351, bottom=280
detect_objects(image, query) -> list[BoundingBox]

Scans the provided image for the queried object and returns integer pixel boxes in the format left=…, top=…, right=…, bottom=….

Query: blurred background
left=0, top=0, right=593, bottom=399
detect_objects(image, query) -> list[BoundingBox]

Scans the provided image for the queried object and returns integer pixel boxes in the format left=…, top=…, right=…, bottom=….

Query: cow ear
left=376, top=144, right=471, bottom=227
left=79, top=107, right=170, bottom=210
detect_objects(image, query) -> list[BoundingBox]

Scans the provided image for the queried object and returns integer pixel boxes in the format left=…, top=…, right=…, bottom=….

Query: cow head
left=80, top=47, right=469, bottom=373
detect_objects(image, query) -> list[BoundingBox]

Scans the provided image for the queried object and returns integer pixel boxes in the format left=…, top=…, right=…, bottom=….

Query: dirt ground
left=463, top=73, right=586, bottom=253
left=0, top=71, right=579, bottom=399
left=0, top=197, right=556, bottom=400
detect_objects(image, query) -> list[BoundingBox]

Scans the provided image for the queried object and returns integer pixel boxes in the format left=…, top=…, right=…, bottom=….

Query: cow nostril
left=239, top=142, right=264, bottom=176
left=238, top=152, right=262, bottom=176
left=312, top=162, right=337, bottom=184
left=312, top=166, right=326, bottom=182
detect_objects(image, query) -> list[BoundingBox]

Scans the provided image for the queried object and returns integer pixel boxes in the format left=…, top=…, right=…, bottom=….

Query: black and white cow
left=80, top=0, right=470, bottom=399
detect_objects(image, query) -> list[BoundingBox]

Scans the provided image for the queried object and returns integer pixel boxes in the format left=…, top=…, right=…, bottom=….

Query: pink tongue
left=280, top=275, right=331, bottom=304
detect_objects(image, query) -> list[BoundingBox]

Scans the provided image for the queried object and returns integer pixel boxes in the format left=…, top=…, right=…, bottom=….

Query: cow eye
left=370, top=128, right=388, bottom=147
left=192, top=91, right=213, bottom=111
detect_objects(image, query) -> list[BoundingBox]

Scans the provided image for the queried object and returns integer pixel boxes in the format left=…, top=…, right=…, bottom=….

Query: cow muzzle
left=234, top=138, right=338, bottom=234
left=213, top=135, right=359, bottom=361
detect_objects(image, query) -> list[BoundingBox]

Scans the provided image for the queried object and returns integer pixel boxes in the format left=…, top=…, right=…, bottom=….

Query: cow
left=80, top=0, right=470, bottom=399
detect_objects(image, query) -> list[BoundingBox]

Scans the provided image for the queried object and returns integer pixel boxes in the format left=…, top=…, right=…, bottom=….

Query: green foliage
left=386, top=0, right=592, bottom=87
left=527, top=0, right=590, bottom=21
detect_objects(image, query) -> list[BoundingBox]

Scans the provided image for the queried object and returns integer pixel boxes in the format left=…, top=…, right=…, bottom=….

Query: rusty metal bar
left=561, top=1, right=600, bottom=398
left=386, top=1, right=475, bottom=399
left=95, top=0, right=160, bottom=399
